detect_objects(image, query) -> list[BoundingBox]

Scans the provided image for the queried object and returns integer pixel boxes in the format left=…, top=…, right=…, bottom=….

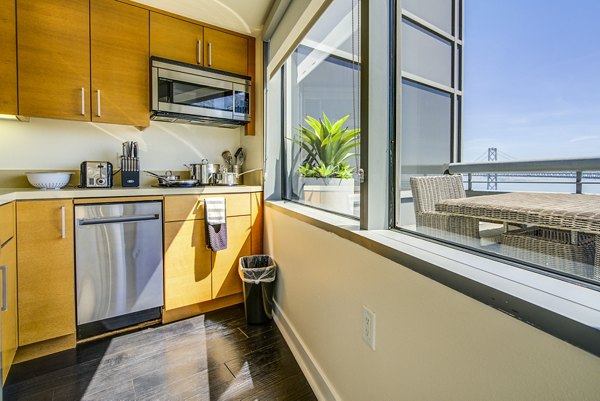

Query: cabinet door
left=0, top=0, right=17, bottom=114
left=91, top=0, right=149, bottom=127
left=150, top=12, right=203, bottom=65
left=211, top=215, right=251, bottom=299
left=164, top=220, right=212, bottom=310
left=1, top=239, right=17, bottom=384
left=0, top=202, right=14, bottom=245
left=204, top=28, right=248, bottom=76
left=164, top=194, right=251, bottom=223
left=251, top=192, right=263, bottom=255
left=17, top=0, right=90, bottom=121
left=17, top=200, right=75, bottom=346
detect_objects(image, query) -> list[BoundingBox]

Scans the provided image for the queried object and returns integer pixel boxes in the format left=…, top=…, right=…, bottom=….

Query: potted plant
left=288, top=113, right=360, bottom=214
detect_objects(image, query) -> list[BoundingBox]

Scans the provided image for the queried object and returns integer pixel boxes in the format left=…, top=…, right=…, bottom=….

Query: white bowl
left=26, top=172, right=73, bottom=190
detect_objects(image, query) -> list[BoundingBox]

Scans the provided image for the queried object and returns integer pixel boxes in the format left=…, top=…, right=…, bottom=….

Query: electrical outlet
left=362, top=305, right=376, bottom=350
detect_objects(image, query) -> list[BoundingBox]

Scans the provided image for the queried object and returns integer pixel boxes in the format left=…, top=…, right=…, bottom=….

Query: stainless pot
left=232, top=165, right=242, bottom=185
left=200, top=163, right=221, bottom=185
left=218, top=167, right=263, bottom=186
left=184, top=164, right=202, bottom=181
left=219, top=172, right=235, bottom=186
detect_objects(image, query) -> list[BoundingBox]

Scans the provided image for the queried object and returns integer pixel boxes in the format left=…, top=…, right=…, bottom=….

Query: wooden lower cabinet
left=0, top=202, right=14, bottom=245
left=212, top=215, right=251, bottom=299
left=164, top=219, right=212, bottom=310
left=164, top=193, right=251, bottom=223
left=163, top=194, right=256, bottom=314
left=17, top=200, right=75, bottom=346
left=251, top=192, right=263, bottom=254
left=0, top=203, right=17, bottom=384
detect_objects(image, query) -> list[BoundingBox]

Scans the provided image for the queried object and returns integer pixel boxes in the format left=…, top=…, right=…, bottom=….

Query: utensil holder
left=121, top=157, right=140, bottom=187
left=121, top=170, right=139, bottom=187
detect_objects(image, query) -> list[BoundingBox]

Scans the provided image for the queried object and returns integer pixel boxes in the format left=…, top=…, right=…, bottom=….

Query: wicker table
left=435, top=192, right=600, bottom=279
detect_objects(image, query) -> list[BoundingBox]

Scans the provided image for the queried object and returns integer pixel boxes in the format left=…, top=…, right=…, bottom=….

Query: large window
left=396, top=0, right=600, bottom=288
left=396, top=0, right=461, bottom=227
left=282, top=0, right=361, bottom=217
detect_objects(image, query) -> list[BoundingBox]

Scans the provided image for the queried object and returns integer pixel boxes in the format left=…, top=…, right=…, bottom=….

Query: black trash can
left=239, top=255, right=277, bottom=324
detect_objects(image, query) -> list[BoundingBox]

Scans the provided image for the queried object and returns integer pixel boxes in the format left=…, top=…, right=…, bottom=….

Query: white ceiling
left=131, top=0, right=275, bottom=37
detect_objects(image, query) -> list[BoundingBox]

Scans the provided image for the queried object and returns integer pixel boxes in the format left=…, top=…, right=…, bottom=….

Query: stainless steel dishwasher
left=75, top=201, right=163, bottom=339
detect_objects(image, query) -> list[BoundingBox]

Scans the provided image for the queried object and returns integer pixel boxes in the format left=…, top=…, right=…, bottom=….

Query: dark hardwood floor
left=4, top=305, right=316, bottom=401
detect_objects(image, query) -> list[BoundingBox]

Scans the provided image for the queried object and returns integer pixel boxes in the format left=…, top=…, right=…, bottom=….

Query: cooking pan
left=145, top=171, right=198, bottom=187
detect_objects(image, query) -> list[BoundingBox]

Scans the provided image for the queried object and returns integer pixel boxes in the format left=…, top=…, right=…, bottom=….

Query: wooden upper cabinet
left=0, top=0, right=17, bottom=115
left=150, top=13, right=249, bottom=76
left=17, top=0, right=90, bottom=121
left=204, top=28, right=248, bottom=76
left=17, top=200, right=75, bottom=346
left=150, top=12, right=203, bottom=66
left=91, top=0, right=149, bottom=127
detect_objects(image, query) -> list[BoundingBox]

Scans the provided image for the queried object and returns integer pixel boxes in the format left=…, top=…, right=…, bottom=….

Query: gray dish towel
left=204, top=197, right=227, bottom=251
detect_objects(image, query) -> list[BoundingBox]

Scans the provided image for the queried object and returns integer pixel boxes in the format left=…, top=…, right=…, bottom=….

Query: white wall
left=265, top=206, right=600, bottom=401
left=0, top=117, right=243, bottom=183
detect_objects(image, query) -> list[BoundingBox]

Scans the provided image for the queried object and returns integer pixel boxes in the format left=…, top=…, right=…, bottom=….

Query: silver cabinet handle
left=208, top=42, right=212, bottom=66
left=197, top=40, right=202, bottom=64
left=61, top=206, right=66, bottom=239
left=81, top=87, right=85, bottom=116
left=1, top=265, right=6, bottom=312
left=97, top=89, right=101, bottom=117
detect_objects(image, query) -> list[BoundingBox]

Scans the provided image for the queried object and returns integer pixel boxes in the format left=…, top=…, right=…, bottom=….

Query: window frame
left=263, top=0, right=600, bottom=359
left=279, top=0, right=364, bottom=220
left=393, top=0, right=464, bottom=228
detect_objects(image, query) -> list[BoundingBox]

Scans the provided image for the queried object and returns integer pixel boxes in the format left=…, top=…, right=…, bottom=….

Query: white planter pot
left=299, top=177, right=356, bottom=215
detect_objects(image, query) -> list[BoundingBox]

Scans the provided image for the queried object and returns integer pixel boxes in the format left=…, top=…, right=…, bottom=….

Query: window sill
left=266, top=200, right=600, bottom=357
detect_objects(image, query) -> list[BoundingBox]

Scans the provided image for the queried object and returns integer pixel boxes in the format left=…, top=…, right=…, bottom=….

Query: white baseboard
left=273, top=301, right=341, bottom=401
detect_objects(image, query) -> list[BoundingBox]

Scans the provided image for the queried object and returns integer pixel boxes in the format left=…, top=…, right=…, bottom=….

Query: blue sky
left=462, top=0, right=600, bottom=161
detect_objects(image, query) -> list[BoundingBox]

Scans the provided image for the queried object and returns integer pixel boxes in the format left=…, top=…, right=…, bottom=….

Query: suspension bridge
left=468, top=148, right=600, bottom=190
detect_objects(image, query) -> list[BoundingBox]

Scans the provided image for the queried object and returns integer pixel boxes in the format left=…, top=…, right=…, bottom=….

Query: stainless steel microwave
left=151, top=57, right=250, bottom=127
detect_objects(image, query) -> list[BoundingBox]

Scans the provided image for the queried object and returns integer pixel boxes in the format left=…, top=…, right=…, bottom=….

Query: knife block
left=121, top=170, right=139, bottom=187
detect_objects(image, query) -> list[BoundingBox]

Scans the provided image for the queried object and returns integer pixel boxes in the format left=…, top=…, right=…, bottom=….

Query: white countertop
left=0, top=185, right=263, bottom=205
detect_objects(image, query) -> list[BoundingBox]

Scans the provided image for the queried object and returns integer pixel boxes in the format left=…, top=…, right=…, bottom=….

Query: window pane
left=283, top=0, right=361, bottom=217
left=401, top=19, right=453, bottom=87
left=402, top=0, right=453, bottom=34
left=398, top=0, right=600, bottom=287
left=399, top=80, right=451, bottom=226
left=462, top=1, right=600, bottom=165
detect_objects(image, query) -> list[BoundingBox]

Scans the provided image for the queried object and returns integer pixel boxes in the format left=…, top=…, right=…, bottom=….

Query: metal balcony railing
left=445, top=157, right=600, bottom=194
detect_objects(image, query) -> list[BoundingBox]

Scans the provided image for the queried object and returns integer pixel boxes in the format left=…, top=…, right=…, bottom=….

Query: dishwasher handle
left=78, top=214, right=160, bottom=226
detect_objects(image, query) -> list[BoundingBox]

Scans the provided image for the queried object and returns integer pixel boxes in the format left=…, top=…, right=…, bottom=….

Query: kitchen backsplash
left=0, top=117, right=247, bottom=187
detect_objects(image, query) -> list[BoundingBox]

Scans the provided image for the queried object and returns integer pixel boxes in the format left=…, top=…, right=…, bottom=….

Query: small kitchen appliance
left=151, top=57, right=251, bottom=126
left=75, top=201, right=163, bottom=338
left=80, top=161, right=113, bottom=188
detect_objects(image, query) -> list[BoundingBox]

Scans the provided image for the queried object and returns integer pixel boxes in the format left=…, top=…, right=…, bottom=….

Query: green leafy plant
left=298, top=162, right=318, bottom=177
left=336, top=162, right=354, bottom=179
left=314, top=162, right=335, bottom=178
left=288, top=113, right=360, bottom=179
